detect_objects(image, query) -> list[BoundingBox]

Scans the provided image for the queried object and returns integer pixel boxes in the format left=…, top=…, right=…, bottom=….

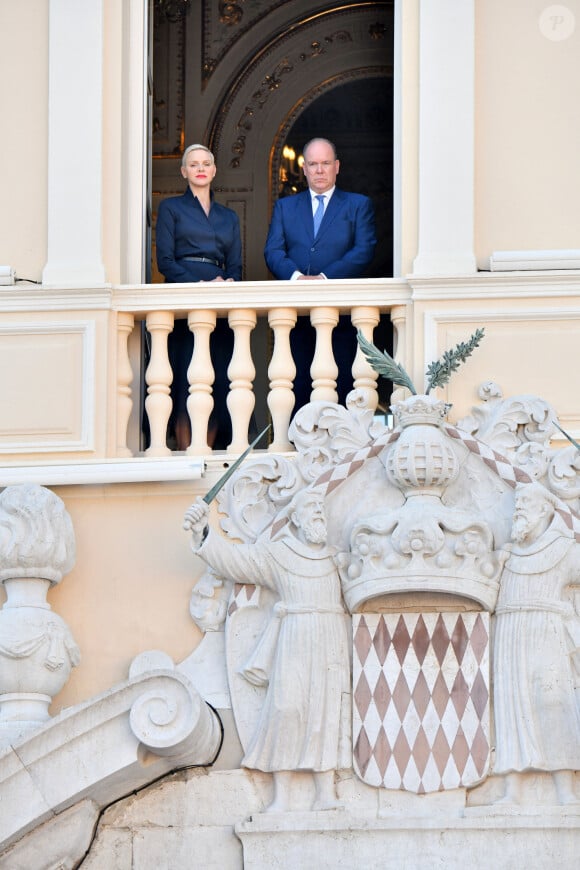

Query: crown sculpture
left=337, top=328, right=504, bottom=612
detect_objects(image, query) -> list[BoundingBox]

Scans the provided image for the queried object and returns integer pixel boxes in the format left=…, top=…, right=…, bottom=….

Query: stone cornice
left=3, top=273, right=580, bottom=315
left=110, top=278, right=412, bottom=313
left=0, top=458, right=204, bottom=487
left=408, top=271, right=580, bottom=301
left=0, top=286, right=113, bottom=312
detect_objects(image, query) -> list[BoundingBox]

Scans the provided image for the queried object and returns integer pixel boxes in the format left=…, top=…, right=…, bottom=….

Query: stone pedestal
left=0, top=485, right=78, bottom=746
left=236, top=808, right=580, bottom=870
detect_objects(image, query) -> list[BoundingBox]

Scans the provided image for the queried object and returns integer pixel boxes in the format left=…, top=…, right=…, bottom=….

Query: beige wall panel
left=425, top=310, right=580, bottom=427
left=0, top=323, right=93, bottom=451
left=475, top=0, right=580, bottom=266
left=0, top=310, right=110, bottom=458
left=0, top=2, right=48, bottom=282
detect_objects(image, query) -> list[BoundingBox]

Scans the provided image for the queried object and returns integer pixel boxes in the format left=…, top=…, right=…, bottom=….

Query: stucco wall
left=0, top=480, right=208, bottom=713
left=0, top=1, right=49, bottom=283
left=475, top=0, right=580, bottom=266
left=2, top=2, right=578, bottom=284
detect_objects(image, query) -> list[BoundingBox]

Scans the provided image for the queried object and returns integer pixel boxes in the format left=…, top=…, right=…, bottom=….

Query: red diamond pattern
left=372, top=617, right=392, bottom=664
left=374, top=727, right=390, bottom=778
left=470, top=613, right=489, bottom=665
left=392, top=671, right=412, bottom=720
left=352, top=612, right=491, bottom=793
left=431, top=614, right=450, bottom=665
left=393, top=728, right=412, bottom=777
left=373, top=670, right=392, bottom=719
left=450, top=615, right=469, bottom=664
left=450, top=669, right=470, bottom=718
left=354, top=671, right=372, bottom=720
left=354, top=725, right=373, bottom=777
left=411, top=615, right=431, bottom=665
left=354, top=616, right=373, bottom=666
left=411, top=670, right=431, bottom=719
left=392, top=616, right=411, bottom=664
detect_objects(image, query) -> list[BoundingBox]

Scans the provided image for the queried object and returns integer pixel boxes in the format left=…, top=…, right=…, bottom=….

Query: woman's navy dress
left=155, top=188, right=243, bottom=449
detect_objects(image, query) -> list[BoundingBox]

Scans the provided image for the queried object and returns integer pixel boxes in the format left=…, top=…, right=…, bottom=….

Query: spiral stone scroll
left=129, top=654, right=222, bottom=761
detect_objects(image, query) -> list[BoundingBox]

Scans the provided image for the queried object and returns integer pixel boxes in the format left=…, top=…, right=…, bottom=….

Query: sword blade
left=202, top=424, right=271, bottom=505
left=553, top=420, right=580, bottom=452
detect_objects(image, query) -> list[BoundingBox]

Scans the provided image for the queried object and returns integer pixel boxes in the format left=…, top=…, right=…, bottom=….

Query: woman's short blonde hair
left=181, top=144, right=215, bottom=166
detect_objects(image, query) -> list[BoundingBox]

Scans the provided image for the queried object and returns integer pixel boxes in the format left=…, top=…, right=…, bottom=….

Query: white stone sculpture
left=493, top=480, right=580, bottom=804
left=184, top=488, right=350, bottom=813
left=339, top=395, right=506, bottom=613
left=189, top=568, right=232, bottom=632
left=183, top=381, right=580, bottom=816
left=0, top=484, right=79, bottom=745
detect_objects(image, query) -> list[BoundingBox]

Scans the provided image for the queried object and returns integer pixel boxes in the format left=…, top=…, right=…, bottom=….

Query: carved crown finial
left=391, top=394, right=449, bottom=428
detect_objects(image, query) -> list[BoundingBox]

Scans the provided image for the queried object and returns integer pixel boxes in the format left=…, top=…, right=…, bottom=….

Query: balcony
left=0, top=278, right=410, bottom=483
left=1, top=271, right=580, bottom=485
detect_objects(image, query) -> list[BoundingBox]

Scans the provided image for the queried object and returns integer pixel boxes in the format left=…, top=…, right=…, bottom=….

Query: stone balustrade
left=5, top=271, right=580, bottom=469
left=112, top=279, right=411, bottom=456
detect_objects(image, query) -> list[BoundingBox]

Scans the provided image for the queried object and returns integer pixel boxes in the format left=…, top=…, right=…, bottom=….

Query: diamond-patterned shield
left=352, top=612, right=490, bottom=794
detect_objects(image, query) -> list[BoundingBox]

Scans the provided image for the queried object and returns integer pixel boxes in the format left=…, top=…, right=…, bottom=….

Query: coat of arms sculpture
left=185, top=332, right=580, bottom=811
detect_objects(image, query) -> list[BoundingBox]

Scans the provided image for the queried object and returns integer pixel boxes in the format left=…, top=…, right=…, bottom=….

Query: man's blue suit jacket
left=264, top=188, right=377, bottom=280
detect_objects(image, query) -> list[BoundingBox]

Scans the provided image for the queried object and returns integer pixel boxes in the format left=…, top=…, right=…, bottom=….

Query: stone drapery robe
left=197, top=529, right=351, bottom=773
left=493, top=516, right=580, bottom=774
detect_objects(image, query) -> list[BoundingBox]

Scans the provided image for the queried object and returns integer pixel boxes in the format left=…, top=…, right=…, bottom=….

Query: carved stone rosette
left=0, top=484, right=79, bottom=745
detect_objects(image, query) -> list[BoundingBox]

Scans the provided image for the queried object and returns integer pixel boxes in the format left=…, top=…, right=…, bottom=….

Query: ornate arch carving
left=207, top=2, right=393, bottom=174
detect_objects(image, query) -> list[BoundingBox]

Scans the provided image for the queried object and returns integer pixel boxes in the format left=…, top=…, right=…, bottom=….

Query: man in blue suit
left=264, top=138, right=377, bottom=408
left=264, top=138, right=376, bottom=280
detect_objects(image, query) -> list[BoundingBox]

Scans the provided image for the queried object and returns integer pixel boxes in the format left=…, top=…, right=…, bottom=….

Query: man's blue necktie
left=313, top=194, right=325, bottom=236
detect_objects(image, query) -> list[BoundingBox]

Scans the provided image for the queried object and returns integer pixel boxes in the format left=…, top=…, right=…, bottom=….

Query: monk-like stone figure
left=493, top=481, right=580, bottom=804
left=184, top=490, right=350, bottom=813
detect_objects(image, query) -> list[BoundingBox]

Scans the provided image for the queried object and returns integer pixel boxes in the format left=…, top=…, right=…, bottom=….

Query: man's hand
left=183, top=497, right=211, bottom=548
left=297, top=274, right=326, bottom=280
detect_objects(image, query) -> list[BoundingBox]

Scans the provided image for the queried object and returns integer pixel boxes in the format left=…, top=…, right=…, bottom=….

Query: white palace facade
left=0, top=1, right=579, bottom=867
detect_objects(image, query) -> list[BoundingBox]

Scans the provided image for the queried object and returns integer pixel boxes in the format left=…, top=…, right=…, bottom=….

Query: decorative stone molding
left=489, top=249, right=580, bottom=271
left=129, top=651, right=222, bottom=759
left=0, top=660, right=222, bottom=858
left=207, top=4, right=393, bottom=168
left=0, top=484, right=79, bottom=746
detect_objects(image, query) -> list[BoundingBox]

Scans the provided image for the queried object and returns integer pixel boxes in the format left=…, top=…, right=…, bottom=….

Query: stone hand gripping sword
left=183, top=424, right=271, bottom=532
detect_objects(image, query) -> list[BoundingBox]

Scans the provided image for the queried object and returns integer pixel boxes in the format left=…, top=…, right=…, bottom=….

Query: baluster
left=310, top=306, right=339, bottom=403
left=186, top=310, right=216, bottom=456
left=351, top=306, right=380, bottom=410
left=267, top=307, right=297, bottom=452
left=227, top=309, right=257, bottom=453
left=145, top=311, right=173, bottom=456
left=390, top=304, right=411, bottom=400
left=390, top=303, right=410, bottom=370
left=116, top=312, right=135, bottom=456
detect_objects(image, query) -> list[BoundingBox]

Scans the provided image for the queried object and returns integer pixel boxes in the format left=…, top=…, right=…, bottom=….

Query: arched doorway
left=209, top=3, right=393, bottom=280
left=149, top=1, right=395, bottom=439
left=150, top=1, right=395, bottom=281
